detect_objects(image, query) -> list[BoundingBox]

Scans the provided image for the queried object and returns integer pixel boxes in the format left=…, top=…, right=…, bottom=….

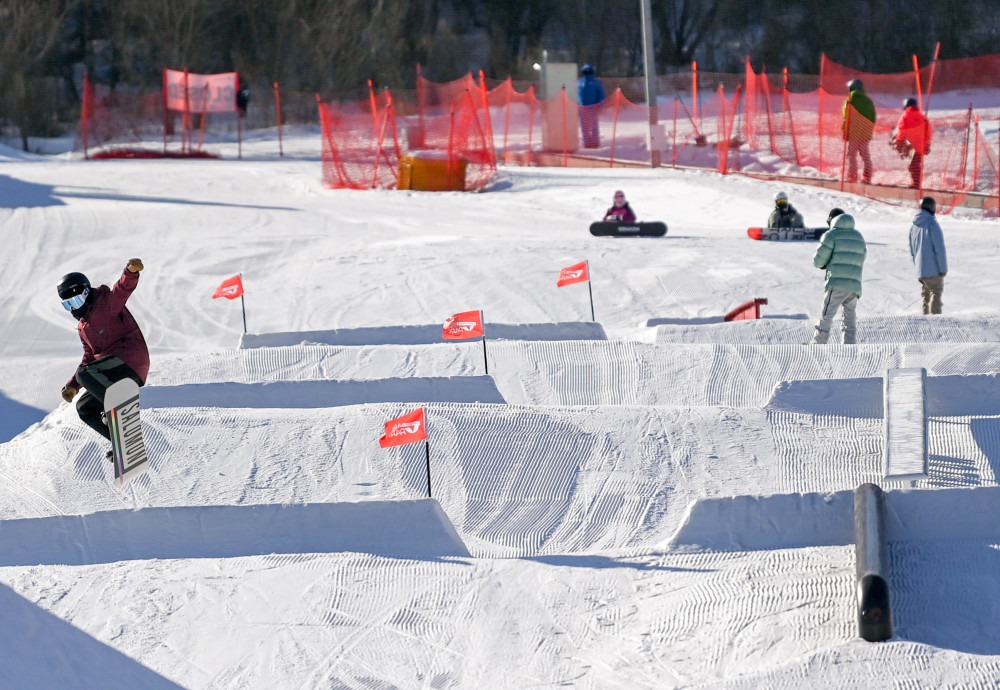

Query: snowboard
left=103, top=378, right=150, bottom=486
left=748, top=226, right=827, bottom=241
left=590, top=221, right=667, bottom=237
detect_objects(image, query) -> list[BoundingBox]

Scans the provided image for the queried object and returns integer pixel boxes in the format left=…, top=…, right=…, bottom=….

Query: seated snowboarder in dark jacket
left=768, top=191, right=805, bottom=229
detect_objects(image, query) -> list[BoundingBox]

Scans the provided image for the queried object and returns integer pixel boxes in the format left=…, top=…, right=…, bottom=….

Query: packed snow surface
left=2, top=129, right=1000, bottom=688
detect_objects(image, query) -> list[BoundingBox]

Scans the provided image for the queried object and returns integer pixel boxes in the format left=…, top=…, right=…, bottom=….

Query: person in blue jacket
left=909, top=196, right=948, bottom=314
left=577, top=64, right=605, bottom=148
left=810, top=213, right=866, bottom=344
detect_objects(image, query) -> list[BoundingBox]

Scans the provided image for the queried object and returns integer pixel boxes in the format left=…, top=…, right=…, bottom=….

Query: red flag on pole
left=212, top=275, right=244, bottom=300
left=557, top=261, right=589, bottom=287
left=442, top=310, right=484, bottom=340
left=379, top=408, right=427, bottom=448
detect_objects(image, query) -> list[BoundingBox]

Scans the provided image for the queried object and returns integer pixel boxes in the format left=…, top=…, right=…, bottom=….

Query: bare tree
left=652, top=0, right=719, bottom=67
left=550, top=0, right=644, bottom=76
left=0, top=0, right=72, bottom=148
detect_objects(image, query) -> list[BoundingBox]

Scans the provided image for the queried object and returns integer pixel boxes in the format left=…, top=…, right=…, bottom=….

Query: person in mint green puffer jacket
left=810, top=213, right=866, bottom=344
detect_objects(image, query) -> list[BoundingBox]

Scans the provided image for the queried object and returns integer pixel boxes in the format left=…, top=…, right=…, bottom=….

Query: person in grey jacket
left=909, top=196, right=947, bottom=314
left=768, top=191, right=805, bottom=229
left=810, top=213, right=866, bottom=344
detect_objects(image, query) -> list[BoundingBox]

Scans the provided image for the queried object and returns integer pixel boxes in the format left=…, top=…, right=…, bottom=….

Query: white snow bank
left=0, top=583, right=181, bottom=688
left=766, top=371, right=1000, bottom=418
left=142, top=376, right=506, bottom=408
left=240, top=321, right=607, bottom=348
left=666, top=486, right=1000, bottom=551
left=0, top=499, right=470, bottom=565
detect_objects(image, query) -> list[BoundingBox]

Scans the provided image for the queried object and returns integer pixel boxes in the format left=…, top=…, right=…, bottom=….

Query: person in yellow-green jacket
left=843, top=79, right=876, bottom=184
left=810, top=214, right=866, bottom=344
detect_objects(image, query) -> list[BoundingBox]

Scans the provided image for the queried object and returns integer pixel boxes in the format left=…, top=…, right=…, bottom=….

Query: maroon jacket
left=67, top=268, right=150, bottom=389
left=603, top=203, right=637, bottom=223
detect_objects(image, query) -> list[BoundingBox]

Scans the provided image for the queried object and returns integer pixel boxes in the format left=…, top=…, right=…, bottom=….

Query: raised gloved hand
left=61, top=385, right=78, bottom=403
left=127, top=258, right=144, bottom=273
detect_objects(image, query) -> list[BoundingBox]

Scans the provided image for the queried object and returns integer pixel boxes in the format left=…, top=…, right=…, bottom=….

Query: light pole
left=640, top=0, right=660, bottom=167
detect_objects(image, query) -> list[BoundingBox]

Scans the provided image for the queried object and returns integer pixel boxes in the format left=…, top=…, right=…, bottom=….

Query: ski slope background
left=1, top=127, right=1000, bottom=688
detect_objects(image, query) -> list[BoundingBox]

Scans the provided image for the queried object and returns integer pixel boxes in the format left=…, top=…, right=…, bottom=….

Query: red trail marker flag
left=557, top=261, right=589, bottom=287
left=212, top=275, right=244, bottom=300
left=442, top=310, right=484, bottom=340
left=379, top=408, right=427, bottom=448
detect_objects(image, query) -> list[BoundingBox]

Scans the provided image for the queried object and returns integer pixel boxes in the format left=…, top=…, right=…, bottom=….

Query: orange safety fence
left=75, top=54, right=1000, bottom=209
left=319, top=78, right=497, bottom=191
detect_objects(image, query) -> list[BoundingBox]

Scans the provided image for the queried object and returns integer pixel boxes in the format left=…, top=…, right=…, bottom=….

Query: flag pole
left=586, top=260, right=596, bottom=321
left=425, top=440, right=432, bottom=498
left=481, top=310, right=489, bottom=375
left=239, top=272, right=247, bottom=334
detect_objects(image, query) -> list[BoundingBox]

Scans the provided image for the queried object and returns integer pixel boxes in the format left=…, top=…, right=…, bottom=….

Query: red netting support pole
left=925, top=42, right=941, bottom=112
left=912, top=55, right=923, bottom=111
left=726, top=84, right=742, bottom=174
left=840, top=106, right=851, bottom=191
left=692, top=61, right=699, bottom=130
left=716, top=84, right=727, bottom=174
left=818, top=87, right=825, bottom=175
left=416, top=63, right=425, bottom=137
left=743, top=57, right=753, bottom=147
left=671, top=97, right=678, bottom=167
left=386, top=89, right=402, bottom=162
left=236, top=72, right=243, bottom=160
left=502, top=78, right=512, bottom=165
left=80, top=71, right=91, bottom=159
left=560, top=87, right=568, bottom=167
left=610, top=88, right=621, bottom=167
left=162, top=68, right=169, bottom=154
left=448, top=107, right=457, bottom=189
left=956, top=106, right=971, bottom=194
left=972, top=113, right=979, bottom=191
left=274, top=82, right=284, bottom=158
left=782, top=68, right=790, bottom=133
left=788, top=96, right=802, bottom=168
left=183, top=69, right=191, bottom=154
left=198, top=83, right=208, bottom=152
left=368, top=81, right=383, bottom=188
left=527, top=85, right=535, bottom=162
left=479, top=70, right=497, bottom=168
left=762, top=76, right=775, bottom=155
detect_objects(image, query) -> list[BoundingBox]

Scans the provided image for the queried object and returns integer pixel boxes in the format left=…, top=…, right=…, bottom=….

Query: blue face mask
left=61, top=288, right=89, bottom=312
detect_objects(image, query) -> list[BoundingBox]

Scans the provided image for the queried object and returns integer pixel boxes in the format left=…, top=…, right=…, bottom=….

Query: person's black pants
left=75, top=356, right=143, bottom=442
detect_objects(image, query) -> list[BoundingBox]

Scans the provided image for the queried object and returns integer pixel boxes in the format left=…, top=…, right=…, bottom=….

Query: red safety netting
left=75, top=53, right=1000, bottom=209
left=318, top=90, right=401, bottom=190
left=318, top=78, right=497, bottom=191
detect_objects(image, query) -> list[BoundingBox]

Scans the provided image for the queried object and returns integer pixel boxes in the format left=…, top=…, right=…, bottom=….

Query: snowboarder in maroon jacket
left=58, top=259, right=150, bottom=455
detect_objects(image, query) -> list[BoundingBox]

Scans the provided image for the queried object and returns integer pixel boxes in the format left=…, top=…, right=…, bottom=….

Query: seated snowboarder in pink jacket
left=603, top=190, right=637, bottom=222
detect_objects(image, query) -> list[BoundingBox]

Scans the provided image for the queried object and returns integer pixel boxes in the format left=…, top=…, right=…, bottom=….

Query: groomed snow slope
left=1, top=131, right=1000, bottom=687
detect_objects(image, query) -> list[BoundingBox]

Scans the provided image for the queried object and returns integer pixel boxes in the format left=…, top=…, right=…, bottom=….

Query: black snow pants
left=75, top=356, right=144, bottom=442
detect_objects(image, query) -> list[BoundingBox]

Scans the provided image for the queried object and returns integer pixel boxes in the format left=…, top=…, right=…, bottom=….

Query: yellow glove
left=61, top=385, right=78, bottom=402
left=127, top=258, right=144, bottom=273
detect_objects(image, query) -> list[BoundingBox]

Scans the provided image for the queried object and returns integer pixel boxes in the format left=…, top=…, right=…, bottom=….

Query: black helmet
left=826, top=207, right=845, bottom=226
left=581, top=64, right=595, bottom=75
left=903, top=97, right=918, bottom=109
left=847, top=79, right=863, bottom=92
left=920, top=196, right=936, bottom=213
left=57, top=272, right=90, bottom=300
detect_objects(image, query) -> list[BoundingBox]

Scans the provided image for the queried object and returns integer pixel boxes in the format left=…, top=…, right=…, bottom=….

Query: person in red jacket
left=603, top=190, right=637, bottom=222
left=893, top=98, right=932, bottom=189
left=58, top=259, right=150, bottom=458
